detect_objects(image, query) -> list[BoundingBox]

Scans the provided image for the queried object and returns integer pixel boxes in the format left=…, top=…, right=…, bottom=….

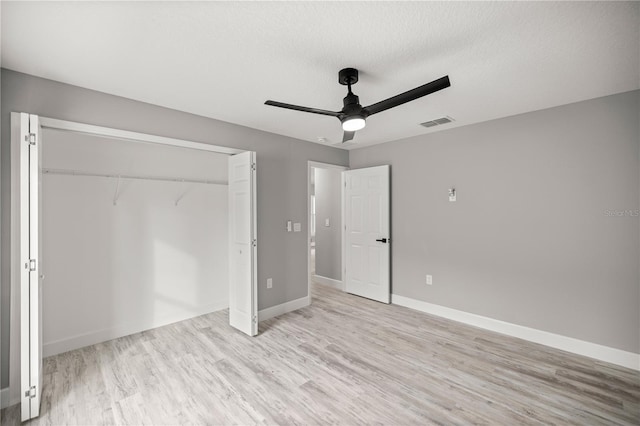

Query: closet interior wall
left=41, top=128, right=229, bottom=356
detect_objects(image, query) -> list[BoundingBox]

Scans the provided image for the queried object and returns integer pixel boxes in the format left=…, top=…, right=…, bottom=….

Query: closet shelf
left=42, top=168, right=227, bottom=186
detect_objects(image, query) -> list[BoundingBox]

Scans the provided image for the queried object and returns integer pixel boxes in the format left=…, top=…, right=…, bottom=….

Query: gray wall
left=314, top=167, right=342, bottom=280
left=350, top=90, right=640, bottom=354
left=0, top=69, right=349, bottom=388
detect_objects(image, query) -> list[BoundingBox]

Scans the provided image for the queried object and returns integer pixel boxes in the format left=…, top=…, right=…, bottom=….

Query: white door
left=344, top=165, right=390, bottom=303
left=228, top=151, right=258, bottom=336
left=18, top=113, right=43, bottom=420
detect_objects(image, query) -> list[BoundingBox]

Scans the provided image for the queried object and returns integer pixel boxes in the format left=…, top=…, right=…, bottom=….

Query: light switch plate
left=286, top=220, right=292, bottom=232
left=325, top=218, right=330, bottom=227
left=293, top=222, right=301, bottom=232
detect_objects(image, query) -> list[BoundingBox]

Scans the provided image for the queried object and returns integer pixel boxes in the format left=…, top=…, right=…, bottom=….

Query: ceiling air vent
left=420, top=116, right=454, bottom=128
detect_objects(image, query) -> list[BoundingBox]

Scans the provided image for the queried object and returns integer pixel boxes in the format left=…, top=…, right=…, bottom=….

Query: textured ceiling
left=2, top=1, right=639, bottom=150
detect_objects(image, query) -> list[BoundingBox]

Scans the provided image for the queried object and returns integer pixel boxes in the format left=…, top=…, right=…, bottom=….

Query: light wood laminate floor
left=2, top=283, right=639, bottom=425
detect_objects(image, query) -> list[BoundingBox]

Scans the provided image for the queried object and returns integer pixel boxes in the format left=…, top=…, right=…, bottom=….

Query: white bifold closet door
left=228, top=151, right=258, bottom=336
left=15, top=113, right=43, bottom=421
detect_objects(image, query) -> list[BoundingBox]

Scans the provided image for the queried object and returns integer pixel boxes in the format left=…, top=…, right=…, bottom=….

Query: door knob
left=375, top=238, right=388, bottom=243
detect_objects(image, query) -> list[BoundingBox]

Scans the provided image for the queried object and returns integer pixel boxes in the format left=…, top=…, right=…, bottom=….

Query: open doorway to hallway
left=307, top=162, right=348, bottom=300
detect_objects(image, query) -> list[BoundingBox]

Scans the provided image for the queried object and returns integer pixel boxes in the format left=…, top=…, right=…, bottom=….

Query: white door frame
left=38, top=117, right=242, bottom=155
left=8, top=114, right=251, bottom=414
left=12, top=112, right=42, bottom=421
left=307, top=161, right=348, bottom=302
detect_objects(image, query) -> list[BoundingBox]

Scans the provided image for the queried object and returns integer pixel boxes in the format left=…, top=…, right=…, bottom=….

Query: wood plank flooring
left=2, top=282, right=639, bottom=425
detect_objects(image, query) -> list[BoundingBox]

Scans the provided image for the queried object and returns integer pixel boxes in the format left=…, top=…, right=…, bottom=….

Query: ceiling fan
left=265, top=68, right=451, bottom=143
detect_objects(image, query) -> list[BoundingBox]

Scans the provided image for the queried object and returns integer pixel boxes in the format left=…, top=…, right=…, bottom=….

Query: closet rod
left=42, top=168, right=227, bottom=186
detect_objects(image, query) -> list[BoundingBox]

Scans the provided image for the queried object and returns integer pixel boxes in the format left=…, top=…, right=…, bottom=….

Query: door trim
left=38, top=117, right=243, bottom=155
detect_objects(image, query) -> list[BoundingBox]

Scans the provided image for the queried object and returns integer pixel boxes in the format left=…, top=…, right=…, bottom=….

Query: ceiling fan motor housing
left=341, top=97, right=367, bottom=121
left=343, top=92, right=362, bottom=110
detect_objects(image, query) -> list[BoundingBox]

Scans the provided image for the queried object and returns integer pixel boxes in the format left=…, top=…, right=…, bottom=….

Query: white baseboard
left=43, top=301, right=228, bottom=357
left=312, top=274, right=344, bottom=291
left=1, top=386, right=20, bottom=409
left=258, top=296, right=310, bottom=322
left=392, top=294, right=640, bottom=371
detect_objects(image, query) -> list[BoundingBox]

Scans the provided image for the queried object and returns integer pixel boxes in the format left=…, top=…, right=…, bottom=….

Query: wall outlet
left=293, top=222, right=301, bottom=232
left=426, top=274, right=433, bottom=285
left=267, top=278, right=273, bottom=289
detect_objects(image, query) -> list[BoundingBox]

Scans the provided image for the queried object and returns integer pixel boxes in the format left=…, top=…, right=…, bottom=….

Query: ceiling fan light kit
left=342, top=117, right=366, bottom=131
left=265, top=67, right=451, bottom=144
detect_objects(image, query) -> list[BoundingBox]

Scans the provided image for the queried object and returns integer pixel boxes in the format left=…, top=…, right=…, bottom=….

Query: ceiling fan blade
left=342, top=131, right=355, bottom=143
left=265, top=100, right=341, bottom=117
left=363, top=76, right=450, bottom=116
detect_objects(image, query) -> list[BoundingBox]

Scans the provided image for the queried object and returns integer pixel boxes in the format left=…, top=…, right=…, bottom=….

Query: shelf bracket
left=113, top=176, right=122, bottom=206
left=175, top=181, right=191, bottom=206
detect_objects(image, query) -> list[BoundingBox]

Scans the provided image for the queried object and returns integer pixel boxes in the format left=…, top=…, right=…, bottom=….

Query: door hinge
left=29, top=259, right=37, bottom=271
left=252, top=239, right=257, bottom=247
left=25, top=133, right=37, bottom=145
left=25, top=386, right=36, bottom=399
left=251, top=163, right=256, bottom=171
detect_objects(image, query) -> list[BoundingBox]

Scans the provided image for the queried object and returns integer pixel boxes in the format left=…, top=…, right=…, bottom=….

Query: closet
left=41, top=128, right=230, bottom=356
left=11, top=113, right=258, bottom=421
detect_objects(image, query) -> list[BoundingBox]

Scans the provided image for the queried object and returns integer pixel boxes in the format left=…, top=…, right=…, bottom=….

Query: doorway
left=307, top=161, right=392, bottom=305
left=307, top=162, right=348, bottom=299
